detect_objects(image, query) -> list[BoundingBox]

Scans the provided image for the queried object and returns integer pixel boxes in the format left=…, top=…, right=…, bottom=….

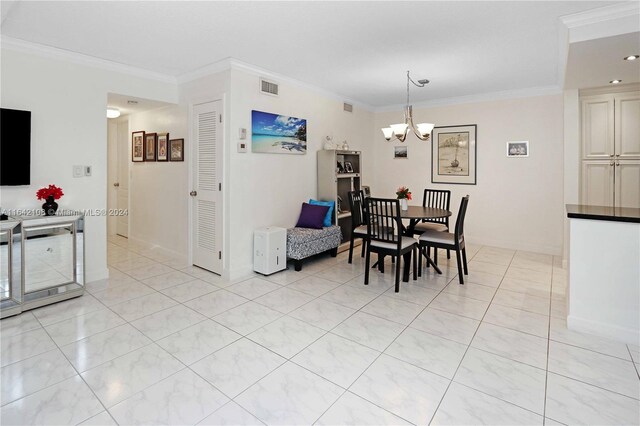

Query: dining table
left=374, top=205, right=452, bottom=281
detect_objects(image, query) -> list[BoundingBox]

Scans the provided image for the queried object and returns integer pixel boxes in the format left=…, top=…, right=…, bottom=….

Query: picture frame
left=361, top=185, right=371, bottom=198
left=431, top=124, right=477, bottom=185
left=169, top=138, right=184, bottom=162
left=394, top=146, right=408, bottom=159
left=251, top=110, right=307, bottom=155
left=337, top=161, right=345, bottom=174
left=507, top=141, right=529, bottom=157
left=344, top=161, right=354, bottom=173
left=157, top=133, right=169, bottom=161
left=145, top=133, right=157, bottom=161
left=132, top=131, right=145, bottom=162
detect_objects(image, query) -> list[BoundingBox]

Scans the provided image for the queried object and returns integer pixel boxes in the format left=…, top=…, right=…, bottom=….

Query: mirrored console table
left=0, top=212, right=85, bottom=318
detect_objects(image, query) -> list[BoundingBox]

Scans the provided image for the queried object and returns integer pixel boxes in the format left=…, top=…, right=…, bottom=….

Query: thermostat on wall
left=238, top=141, right=248, bottom=153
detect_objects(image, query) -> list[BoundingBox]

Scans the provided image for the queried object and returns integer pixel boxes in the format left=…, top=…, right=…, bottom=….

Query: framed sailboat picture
left=431, top=124, right=477, bottom=185
left=251, top=110, right=307, bottom=154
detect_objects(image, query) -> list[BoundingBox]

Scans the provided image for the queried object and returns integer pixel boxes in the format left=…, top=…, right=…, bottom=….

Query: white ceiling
left=565, top=32, right=640, bottom=89
left=0, top=1, right=624, bottom=107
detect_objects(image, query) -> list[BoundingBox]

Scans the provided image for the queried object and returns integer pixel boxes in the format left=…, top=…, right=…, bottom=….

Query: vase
left=42, top=196, right=58, bottom=216
left=400, top=198, right=408, bottom=210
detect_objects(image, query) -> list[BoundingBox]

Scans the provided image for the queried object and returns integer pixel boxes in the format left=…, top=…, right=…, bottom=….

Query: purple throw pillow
left=296, top=202, right=330, bottom=229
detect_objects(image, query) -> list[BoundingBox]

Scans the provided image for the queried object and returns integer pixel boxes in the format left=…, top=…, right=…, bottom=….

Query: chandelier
left=381, top=71, right=434, bottom=142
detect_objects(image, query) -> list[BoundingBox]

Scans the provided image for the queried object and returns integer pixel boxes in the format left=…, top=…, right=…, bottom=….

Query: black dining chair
left=365, top=197, right=418, bottom=292
left=418, top=195, right=469, bottom=284
left=411, top=189, right=451, bottom=261
left=347, top=190, right=367, bottom=264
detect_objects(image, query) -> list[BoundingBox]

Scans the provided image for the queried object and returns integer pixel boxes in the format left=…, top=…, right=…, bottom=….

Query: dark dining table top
left=400, top=206, right=452, bottom=220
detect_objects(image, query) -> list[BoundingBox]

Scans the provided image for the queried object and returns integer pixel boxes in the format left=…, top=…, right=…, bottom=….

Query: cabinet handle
left=610, top=161, right=615, bottom=166
left=616, top=162, right=620, bottom=166
left=610, top=154, right=614, bottom=158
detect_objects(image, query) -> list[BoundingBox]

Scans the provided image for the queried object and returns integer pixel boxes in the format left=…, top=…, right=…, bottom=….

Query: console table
left=0, top=212, right=85, bottom=318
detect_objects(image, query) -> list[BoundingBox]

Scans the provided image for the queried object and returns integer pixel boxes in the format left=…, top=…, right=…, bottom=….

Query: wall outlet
left=73, top=165, right=83, bottom=178
left=84, top=166, right=92, bottom=176
left=238, top=142, right=248, bottom=153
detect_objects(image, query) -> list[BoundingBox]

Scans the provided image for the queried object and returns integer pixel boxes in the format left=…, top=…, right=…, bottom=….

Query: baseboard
left=567, top=314, right=640, bottom=345
left=466, top=235, right=562, bottom=256
left=86, top=267, right=110, bottom=283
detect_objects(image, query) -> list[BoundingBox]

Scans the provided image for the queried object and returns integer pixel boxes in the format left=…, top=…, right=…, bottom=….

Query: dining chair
left=365, top=197, right=418, bottom=292
left=347, top=190, right=367, bottom=264
left=411, top=189, right=451, bottom=262
left=418, top=195, right=469, bottom=284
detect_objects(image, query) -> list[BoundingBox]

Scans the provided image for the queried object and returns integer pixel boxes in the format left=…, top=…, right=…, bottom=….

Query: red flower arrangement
left=36, top=184, right=64, bottom=201
left=396, top=186, right=412, bottom=200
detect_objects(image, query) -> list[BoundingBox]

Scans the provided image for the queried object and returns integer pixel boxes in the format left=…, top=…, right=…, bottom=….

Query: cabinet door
left=615, top=160, right=640, bottom=209
left=615, top=92, right=640, bottom=159
left=581, top=161, right=614, bottom=207
left=581, top=96, right=614, bottom=159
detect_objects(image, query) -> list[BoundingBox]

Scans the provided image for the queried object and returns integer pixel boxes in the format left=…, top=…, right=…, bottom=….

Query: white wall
left=0, top=48, right=178, bottom=281
left=373, top=94, right=565, bottom=255
left=226, top=68, right=375, bottom=277
left=127, top=105, right=188, bottom=257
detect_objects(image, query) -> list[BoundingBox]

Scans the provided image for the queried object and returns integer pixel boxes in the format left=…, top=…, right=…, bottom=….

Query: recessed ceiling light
left=610, top=79, right=622, bottom=84
left=623, top=55, right=639, bottom=61
left=106, top=108, right=121, bottom=118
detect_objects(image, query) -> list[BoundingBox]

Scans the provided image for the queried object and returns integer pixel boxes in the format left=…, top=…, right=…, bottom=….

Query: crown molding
left=0, top=36, right=177, bottom=84
left=373, top=85, right=562, bottom=113
left=175, top=57, right=233, bottom=84
left=560, top=2, right=640, bottom=43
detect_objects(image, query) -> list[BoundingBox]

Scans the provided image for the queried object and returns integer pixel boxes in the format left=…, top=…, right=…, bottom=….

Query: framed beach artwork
left=157, top=133, right=169, bottom=161
left=132, top=131, right=145, bottom=162
left=251, top=110, right=307, bottom=155
left=145, top=133, right=157, bottom=161
left=507, top=141, right=529, bottom=157
left=169, top=139, right=184, bottom=161
left=394, top=146, right=408, bottom=159
left=431, top=124, right=477, bottom=185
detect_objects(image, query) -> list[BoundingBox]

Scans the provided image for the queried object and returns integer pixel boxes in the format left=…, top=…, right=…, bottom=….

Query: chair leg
left=434, top=248, right=438, bottom=265
left=426, top=247, right=431, bottom=268
left=455, top=249, right=464, bottom=284
left=361, top=239, right=366, bottom=258
left=412, top=247, right=417, bottom=281
left=348, top=236, right=355, bottom=264
left=364, top=248, right=371, bottom=285
left=447, top=249, right=451, bottom=259
left=395, top=253, right=401, bottom=293
left=418, top=246, right=422, bottom=277
left=462, top=247, right=469, bottom=275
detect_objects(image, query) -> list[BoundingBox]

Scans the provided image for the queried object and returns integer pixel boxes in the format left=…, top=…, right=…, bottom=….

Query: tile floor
left=1, top=236, right=639, bottom=425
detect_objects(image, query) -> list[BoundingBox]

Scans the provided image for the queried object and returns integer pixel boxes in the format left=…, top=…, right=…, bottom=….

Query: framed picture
left=169, top=138, right=184, bottom=161
left=507, top=141, right=529, bottom=157
left=251, top=110, right=307, bottom=154
left=145, top=133, right=157, bottom=161
left=432, top=124, right=477, bottom=185
left=337, top=161, right=345, bottom=173
left=132, top=131, right=145, bottom=162
left=361, top=185, right=371, bottom=198
left=394, top=146, right=408, bottom=159
left=157, top=133, right=169, bottom=161
left=344, top=161, right=354, bottom=173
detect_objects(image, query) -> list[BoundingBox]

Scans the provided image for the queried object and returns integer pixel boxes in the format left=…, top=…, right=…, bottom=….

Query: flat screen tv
left=1, top=108, right=31, bottom=186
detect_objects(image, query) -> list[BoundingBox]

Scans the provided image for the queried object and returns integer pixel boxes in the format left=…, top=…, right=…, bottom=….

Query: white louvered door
left=192, top=100, right=223, bottom=273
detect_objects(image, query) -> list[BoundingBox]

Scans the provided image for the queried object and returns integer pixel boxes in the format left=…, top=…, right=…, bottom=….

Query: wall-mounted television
left=1, top=108, right=31, bottom=186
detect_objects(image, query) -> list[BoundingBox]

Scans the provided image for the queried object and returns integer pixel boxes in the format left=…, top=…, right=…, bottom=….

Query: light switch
left=73, top=165, right=83, bottom=178
left=239, top=128, right=247, bottom=140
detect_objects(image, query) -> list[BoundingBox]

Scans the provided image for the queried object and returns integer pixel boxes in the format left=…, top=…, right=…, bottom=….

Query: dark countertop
left=566, top=204, right=640, bottom=224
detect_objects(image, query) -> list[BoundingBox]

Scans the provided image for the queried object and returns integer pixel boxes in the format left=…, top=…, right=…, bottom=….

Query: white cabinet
left=580, top=89, right=640, bottom=208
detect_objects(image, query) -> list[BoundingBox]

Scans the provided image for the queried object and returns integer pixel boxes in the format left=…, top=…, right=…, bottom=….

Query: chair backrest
left=366, top=197, right=401, bottom=248
left=422, top=189, right=451, bottom=226
left=454, top=195, right=470, bottom=241
left=348, top=190, right=366, bottom=229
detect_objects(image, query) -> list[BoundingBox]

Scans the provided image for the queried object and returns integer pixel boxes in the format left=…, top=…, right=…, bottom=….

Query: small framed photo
left=344, top=161, right=354, bottom=173
left=132, top=131, right=145, bottom=162
left=337, top=161, right=345, bottom=173
left=157, top=133, right=169, bottom=161
left=145, top=133, right=157, bottom=161
left=507, top=141, right=529, bottom=157
left=170, top=138, right=184, bottom=161
left=361, top=185, right=371, bottom=198
left=394, top=146, right=408, bottom=159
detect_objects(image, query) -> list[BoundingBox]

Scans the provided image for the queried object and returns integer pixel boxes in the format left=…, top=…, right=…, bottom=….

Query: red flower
left=36, top=184, right=64, bottom=201
left=396, top=186, right=412, bottom=200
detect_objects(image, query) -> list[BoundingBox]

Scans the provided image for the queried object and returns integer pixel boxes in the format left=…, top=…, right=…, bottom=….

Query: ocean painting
left=252, top=110, right=307, bottom=154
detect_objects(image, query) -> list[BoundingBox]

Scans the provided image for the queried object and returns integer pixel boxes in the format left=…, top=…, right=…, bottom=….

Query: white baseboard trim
left=466, top=235, right=562, bottom=256
left=86, top=267, right=110, bottom=283
left=567, top=314, right=640, bottom=345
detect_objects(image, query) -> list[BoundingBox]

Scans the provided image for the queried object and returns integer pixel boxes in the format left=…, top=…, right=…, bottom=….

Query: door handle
left=190, top=190, right=197, bottom=197
left=113, top=183, right=120, bottom=187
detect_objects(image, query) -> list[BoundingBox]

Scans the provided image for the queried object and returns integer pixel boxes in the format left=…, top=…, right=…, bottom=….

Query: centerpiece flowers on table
left=396, top=186, right=411, bottom=210
left=36, top=184, right=64, bottom=216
